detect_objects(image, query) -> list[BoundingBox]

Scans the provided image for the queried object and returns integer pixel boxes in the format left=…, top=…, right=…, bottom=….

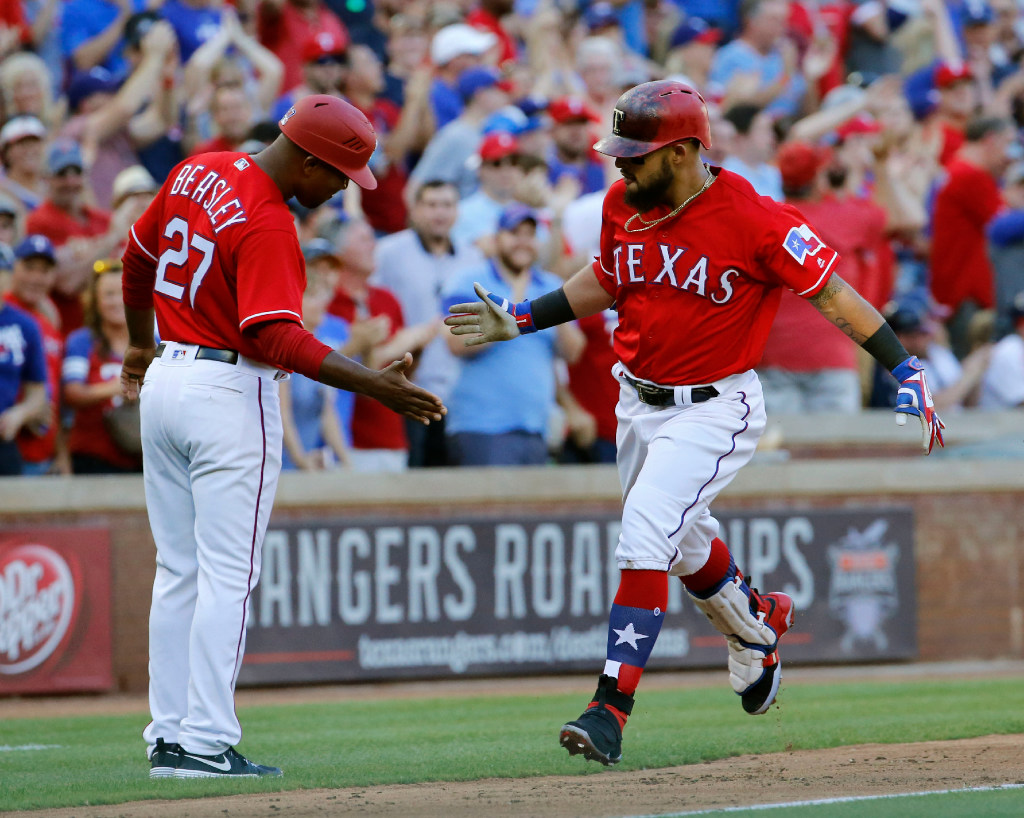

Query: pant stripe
left=233, top=380, right=266, bottom=683
left=670, top=391, right=751, bottom=538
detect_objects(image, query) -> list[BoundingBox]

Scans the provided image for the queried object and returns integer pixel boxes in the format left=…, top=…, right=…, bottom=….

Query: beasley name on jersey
left=592, top=170, right=840, bottom=385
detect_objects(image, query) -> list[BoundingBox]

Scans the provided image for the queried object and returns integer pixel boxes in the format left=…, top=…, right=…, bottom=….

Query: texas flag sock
left=598, top=569, right=668, bottom=728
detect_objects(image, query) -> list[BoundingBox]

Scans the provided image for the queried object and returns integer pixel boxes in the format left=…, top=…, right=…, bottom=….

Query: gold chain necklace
left=623, top=166, right=716, bottom=233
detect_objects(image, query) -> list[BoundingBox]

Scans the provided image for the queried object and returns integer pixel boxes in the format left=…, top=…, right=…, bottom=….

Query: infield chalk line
left=624, top=782, right=1024, bottom=817
left=0, top=744, right=63, bottom=752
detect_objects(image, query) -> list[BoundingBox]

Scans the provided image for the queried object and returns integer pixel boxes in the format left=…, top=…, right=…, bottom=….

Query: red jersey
left=328, top=286, right=407, bottom=451
left=4, top=292, right=61, bottom=462
left=124, top=152, right=306, bottom=361
left=258, top=1, right=348, bottom=92
left=63, top=327, right=141, bottom=471
left=929, top=158, right=1002, bottom=311
left=568, top=311, right=619, bottom=443
left=593, top=169, right=840, bottom=385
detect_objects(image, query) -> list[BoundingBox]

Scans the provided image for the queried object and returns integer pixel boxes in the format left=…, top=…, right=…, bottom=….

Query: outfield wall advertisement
left=0, top=527, right=114, bottom=694
left=239, top=508, right=915, bottom=685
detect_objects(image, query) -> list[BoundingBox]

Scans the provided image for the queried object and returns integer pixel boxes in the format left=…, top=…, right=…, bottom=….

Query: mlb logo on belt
left=783, top=224, right=824, bottom=264
left=171, top=349, right=186, bottom=359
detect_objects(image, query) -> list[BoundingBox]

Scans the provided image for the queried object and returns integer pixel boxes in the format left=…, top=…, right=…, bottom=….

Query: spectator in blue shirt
left=0, top=299, right=47, bottom=475
left=428, top=23, right=498, bottom=130
left=709, top=0, right=808, bottom=119
left=442, top=203, right=584, bottom=466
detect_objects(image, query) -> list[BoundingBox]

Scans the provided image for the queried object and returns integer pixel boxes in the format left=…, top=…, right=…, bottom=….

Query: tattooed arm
left=808, top=273, right=886, bottom=344
left=809, top=272, right=945, bottom=454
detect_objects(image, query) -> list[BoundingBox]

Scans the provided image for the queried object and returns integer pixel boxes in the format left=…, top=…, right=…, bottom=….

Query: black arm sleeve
left=531, top=287, right=576, bottom=330
left=861, top=323, right=910, bottom=372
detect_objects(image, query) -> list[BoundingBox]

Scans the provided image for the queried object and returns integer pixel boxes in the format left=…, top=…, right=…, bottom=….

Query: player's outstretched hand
left=444, top=282, right=522, bottom=346
left=371, top=352, right=447, bottom=425
left=120, top=344, right=157, bottom=402
left=892, top=356, right=945, bottom=455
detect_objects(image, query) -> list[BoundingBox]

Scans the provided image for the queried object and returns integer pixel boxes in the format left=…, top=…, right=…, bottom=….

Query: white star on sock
left=612, top=622, right=649, bottom=650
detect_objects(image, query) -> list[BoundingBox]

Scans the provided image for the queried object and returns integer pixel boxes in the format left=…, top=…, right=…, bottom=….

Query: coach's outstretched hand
left=445, top=282, right=523, bottom=346
left=369, top=352, right=447, bottom=425
left=892, top=356, right=945, bottom=455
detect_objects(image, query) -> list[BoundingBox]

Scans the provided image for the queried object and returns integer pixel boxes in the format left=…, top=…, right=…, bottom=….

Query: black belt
left=155, top=342, right=239, bottom=365
left=622, top=373, right=719, bottom=407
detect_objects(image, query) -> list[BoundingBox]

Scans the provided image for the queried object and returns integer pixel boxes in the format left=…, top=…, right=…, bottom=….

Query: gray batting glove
left=444, top=282, right=524, bottom=346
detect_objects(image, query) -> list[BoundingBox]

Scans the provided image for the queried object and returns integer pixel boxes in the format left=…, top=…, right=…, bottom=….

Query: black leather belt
left=622, top=373, right=719, bottom=406
left=155, top=342, right=239, bottom=365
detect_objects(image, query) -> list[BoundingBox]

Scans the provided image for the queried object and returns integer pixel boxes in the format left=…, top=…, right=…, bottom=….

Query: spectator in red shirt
left=342, top=43, right=411, bottom=234
left=189, top=85, right=257, bottom=155
left=62, top=258, right=142, bottom=474
left=270, top=30, right=347, bottom=121
left=3, top=234, right=62, bottom=473
left=929, top=115, right=1013, bottom=358
left=327, top=217, right=435, bottom=472
left=758, top=140, right=888, bottom=414
left=25, top=139, right=125, bottom=335
left=258, top=0, right=349, bottom=92
left=926, top=61, right=976, bottom=167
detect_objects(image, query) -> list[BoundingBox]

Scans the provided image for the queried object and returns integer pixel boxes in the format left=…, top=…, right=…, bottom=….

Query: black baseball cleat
left=560, top=706, right=624, bottom=765
left=559, top=675, right=634, bottom=766
left=148, top=738, right=182, bottom=779
left=175, top=746, right=283, bottom=778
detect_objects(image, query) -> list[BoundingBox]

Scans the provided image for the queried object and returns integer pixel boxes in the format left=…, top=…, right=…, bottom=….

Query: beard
left=623, top=159, right=675, bottom=211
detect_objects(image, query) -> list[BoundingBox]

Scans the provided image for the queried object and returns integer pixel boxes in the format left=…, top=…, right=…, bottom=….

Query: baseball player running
left=121, top=95, right=446, bottom=779
left=446, top=81, right=943, bottom=767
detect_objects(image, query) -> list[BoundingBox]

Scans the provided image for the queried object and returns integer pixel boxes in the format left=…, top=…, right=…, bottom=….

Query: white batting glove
left=444, top=282, right=529, bottom=346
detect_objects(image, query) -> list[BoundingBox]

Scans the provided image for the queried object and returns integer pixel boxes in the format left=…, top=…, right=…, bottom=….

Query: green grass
left=1, top=676, right=1023, bottom=812
left=679, top=786, right=1024, bottom=817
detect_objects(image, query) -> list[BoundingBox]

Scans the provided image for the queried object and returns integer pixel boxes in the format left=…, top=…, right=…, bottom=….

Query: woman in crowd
left=62, top=258, right=142, bottom=474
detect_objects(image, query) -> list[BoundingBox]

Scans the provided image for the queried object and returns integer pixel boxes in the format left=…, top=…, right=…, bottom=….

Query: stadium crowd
left=1, top=0, right=1024, bottom=476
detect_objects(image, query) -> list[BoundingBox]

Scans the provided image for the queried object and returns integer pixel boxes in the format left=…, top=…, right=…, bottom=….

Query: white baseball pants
left=613, top=365, right=766, bottom=576
left=140, top=343, right=283, bottom=756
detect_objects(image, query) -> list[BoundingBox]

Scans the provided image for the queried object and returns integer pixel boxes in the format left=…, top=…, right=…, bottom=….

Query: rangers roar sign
left=0, top=529, right=113, bottom=695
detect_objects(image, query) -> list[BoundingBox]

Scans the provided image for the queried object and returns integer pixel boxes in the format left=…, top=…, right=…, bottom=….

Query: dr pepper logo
left=0, top=544, right=77, bottom=674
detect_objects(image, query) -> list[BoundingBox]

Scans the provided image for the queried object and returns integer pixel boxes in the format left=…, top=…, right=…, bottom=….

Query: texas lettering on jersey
left=593, top=169, right=839, bottom=385
left=610, top=243, right=741, bottom=305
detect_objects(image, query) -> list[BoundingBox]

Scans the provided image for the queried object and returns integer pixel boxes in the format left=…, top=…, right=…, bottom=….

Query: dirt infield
left=7, top=663, right=1024, bottom=818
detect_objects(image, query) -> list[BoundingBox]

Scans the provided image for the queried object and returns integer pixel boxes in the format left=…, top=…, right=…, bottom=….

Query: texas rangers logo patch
left=783, top=224, right=824, bottom=264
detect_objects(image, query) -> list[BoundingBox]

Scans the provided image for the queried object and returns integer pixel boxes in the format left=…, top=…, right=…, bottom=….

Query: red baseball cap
left=479, top=132, right=518, bottom=161
left=934, top=61, right=973, bottom=89
left=835, top=113, right=882, bottom=142
left=302, top=31, right=348, bottom=63
left=547, top=96, right=601, bottom=125
left=777, top=141, right=832, bottom=190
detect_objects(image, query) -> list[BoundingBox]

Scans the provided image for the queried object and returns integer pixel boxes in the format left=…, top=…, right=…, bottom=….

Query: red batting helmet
left=594, top=80, right=712, bottom=158
left=279, top=94, right=378, bottom=190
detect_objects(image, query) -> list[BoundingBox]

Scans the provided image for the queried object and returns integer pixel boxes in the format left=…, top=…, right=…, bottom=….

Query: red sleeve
left=121, top=206, right=162, bottom=310
left=235, top=229, right=305, bottom=330
left=757, top=202, right=841, bottom=298
left=592, top=184, right=619, bottom=297
left=248, top=320, right=332, bottom=379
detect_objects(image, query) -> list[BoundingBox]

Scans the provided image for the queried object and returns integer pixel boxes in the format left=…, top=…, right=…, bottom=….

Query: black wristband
left=531, top=287, right=576, bottom=330
left=861, top=322, right=910, bottom=372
